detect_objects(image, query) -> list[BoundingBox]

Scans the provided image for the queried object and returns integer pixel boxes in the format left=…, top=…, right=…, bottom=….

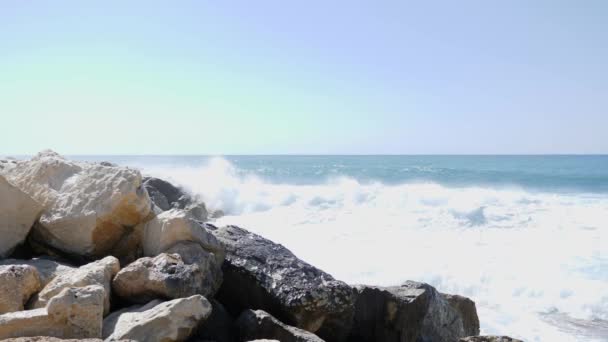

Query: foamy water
left=104, top=156, right=608, bottom=341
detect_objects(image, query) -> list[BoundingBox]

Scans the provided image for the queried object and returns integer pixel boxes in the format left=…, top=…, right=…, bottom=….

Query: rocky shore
left=0, top=151, right=522, bottom=342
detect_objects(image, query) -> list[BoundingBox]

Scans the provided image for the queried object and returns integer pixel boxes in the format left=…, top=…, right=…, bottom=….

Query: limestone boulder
left=3, top=150, right=152, bottom=260
left=0, top=258, right=75, bottom=287
left=102, top=295, right=212, bottom=342
left=0, top=265, right=41, bottom=314
left=165, top=241, right=223, bottom=297
left=236, top=309, right=325, bottom=342
left=113, top=253, right=210, bottom=303
left=212, top=225, right=355, bottom=342
left=29, top=256, right=119, bottom=316
left=0, top=175, right=42, bottom=257
left=0, top=285, right=105, bottom=339
left=143, top=177, right=208, bottom=221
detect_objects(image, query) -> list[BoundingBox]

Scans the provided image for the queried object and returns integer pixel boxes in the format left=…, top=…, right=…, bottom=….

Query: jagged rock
left=165, top=241, right=223, bottom=297
left=349, top=281, right=477, bottom=342
left=102, top=295, right=212, bottom=342
left=113, top=253, right=209, bottom=303
left=142, top=209, right=224, bottom=263
left=143, top=177, right=208, bottom=221
left=236, top=309, right=325, bottom=342
left=459, top=337, right=524, bottom=342
left=443, top=293, right=480, bottom=337
left=29, top=256, right=119, bottom=316
left=194, top=299, right=236, bottom=342
left=0, top=258, right=75, bottom=287
left=0, top=285, right=105, bottom=339
left=0, top=175, right=42, bottom=257
left=212, top=225, right=355, bottom=342
left=2, top=150, right=152, bottom=260
left=0, top=265, right=41, bottom=314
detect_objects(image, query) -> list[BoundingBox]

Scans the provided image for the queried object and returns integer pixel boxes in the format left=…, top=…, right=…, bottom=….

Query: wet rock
left=212, top=225, right=355, bottom=342
left=2, top=150, right=152, bottom=260
left=442, top=293, right=480, bottom=337
left=102, top=295, right=212, bottom=342
left=236, top=309, right=325, bottom=342
left=143, top=177, right=208, bottom=221
left=0, top=285, right=105, bottom=339
left=0, top=175, right=42, bottom=257
left=0, top=265, right=41, bottom=314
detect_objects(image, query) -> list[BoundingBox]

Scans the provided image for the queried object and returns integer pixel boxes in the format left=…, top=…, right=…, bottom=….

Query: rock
left=212, top=225, right=355, bottom=342
left=194, top=299, right=236, bottom=342
left=142, top=209, right=224, bottom=263
left=459, top=337, right=524, bottom=342
left=0, top=285, right=105, bottom=339
left=236, top=309, right=325, bottom=342
left=349, top=281, right=477, bottom=342
left=102, top=295, right=212, bottom=342
left=0, top=338, right=102, bottom=342
left=2, top=150, right=152, bottom=260
left=29, top=256, right=119, bottom=316
left=113, top=253, right=209, bottom=303
left=143, top=177, right=208, bottom=221
left=0, top=258, right=75, bottom=287
left=0, top=175, right=42, bottom=257
left=0, top=265, right=41, bottom=314
left=165, top=241, right=223, bottom=297
left=443, top=293, right=480, bottom=337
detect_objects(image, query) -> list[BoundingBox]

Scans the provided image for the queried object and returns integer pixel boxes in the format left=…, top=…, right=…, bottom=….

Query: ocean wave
left=141, top=157, right=608, bottom=342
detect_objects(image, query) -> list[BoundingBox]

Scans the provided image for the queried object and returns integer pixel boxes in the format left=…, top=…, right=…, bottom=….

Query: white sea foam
left=143, top=157, right=608, bottom=342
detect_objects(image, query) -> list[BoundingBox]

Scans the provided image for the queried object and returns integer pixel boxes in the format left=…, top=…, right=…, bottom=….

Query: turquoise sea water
left=60, top=155, right=608, bottom=341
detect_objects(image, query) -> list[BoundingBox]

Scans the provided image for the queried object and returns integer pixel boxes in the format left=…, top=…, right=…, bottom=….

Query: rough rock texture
left=113, top=253, right=209, bottom=303
left=236, top=309, right=325, bottom=342
left=142, top=209, right=223, bottom=260
left=349, top=281, right=477, bottom=342
left=29, top=256, right=120, bottom=316
left=0, top=285, right=105, bottom=339
left=2, top=150, right=152, bottom=260
left=0, top=338, right=102, bottom=342
left=0, top=258, right=75, bottom=288
left=0, top=175, right=42, bottom=257
left=143, top=177, right=208, bottom=221
left=212, top=225, right=355, bottom=342
left=443, top=293, right=480, bottom=337
left=459, top=337, right=524, bottom=342
left=165, top=241, right=223, bottom=297
left=194, top=299, right=236, bottom=342
left=0, top=265, right=41, bottom=314
left=102, top=295, right=212, bottom=342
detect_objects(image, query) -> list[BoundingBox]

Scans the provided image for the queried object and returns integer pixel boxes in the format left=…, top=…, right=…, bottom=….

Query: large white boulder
left=0, top=265, right=41, bottom=314
left=102, top=295, right=212, bottom=342
left=0, top=258, right=76, bottom=288
left=0, top=285, right=105, bottom=339
left=29, top=256, right=120, bottom=316
left=3, top=150, right=152, bottom=259
left=0, top=175, right=42, bottom=257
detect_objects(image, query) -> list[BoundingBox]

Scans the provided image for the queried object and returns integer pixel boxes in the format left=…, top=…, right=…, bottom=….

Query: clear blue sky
left=1, top=0, right=607, bottom=154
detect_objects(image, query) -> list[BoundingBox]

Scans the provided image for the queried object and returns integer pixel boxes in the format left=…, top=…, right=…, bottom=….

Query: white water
left=143, top=157, right=608, bottom=341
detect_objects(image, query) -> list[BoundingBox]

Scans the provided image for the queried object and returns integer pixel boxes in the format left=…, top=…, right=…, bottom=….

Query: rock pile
left=0, top=151, right=497, bottom=342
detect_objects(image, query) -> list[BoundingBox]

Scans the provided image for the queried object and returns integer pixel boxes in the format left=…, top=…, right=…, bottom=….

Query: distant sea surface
left=54, top=155, right=608, bottom=341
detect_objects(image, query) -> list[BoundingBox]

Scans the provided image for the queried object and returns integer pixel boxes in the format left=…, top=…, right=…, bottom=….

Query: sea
left=67, top=155, right=608, bottom=341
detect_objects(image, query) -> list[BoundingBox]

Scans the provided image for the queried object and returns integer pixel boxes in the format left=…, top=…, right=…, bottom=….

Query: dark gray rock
left=349, top=281, right=478, bottom=342
left=442, top=293, right=480, bottom=337
left=143, top=177, right=208, bottom=221
left=236, top=309, right=324, bottom=342
left=194, top=299, right=237, bottom=342
left=459, top=337, right=524, bottom=342
left=212, top=225, right=355, bottom=342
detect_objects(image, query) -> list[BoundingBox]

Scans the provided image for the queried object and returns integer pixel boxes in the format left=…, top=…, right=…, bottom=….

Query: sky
left=1, top=0, right=607, bottom=155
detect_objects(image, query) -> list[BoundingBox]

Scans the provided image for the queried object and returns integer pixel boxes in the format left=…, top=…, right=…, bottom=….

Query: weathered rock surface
left=194, top=299, right=236, bottom=342
left=29, top=256, right=119, bottom=316
left=212, top=225, right=355, bottom=342
left=0, top=258, right=75, bottom=288
left=2, top=150, right=152, bottom=260
left=0, top=285, right=105, bottom=339
left=443, top=293, right=480, bottom=337
left=143, top=177, right=208, bottom=221
left=0, top=175, right=42, bottom=257
left=102, top=295, right=212, bottom=342
left=165, top=241, right=223, bottom=297
left=349, top=281, right=478, bottom=342
left=0, top=265, right=41, bottom=314
left=236, top=309, right=325, bottom=342
left=0, top=338, right=102, bottom=342
left=113, top=253, right=208, bottom=303
left=459, top=337, right=524, bottom=342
